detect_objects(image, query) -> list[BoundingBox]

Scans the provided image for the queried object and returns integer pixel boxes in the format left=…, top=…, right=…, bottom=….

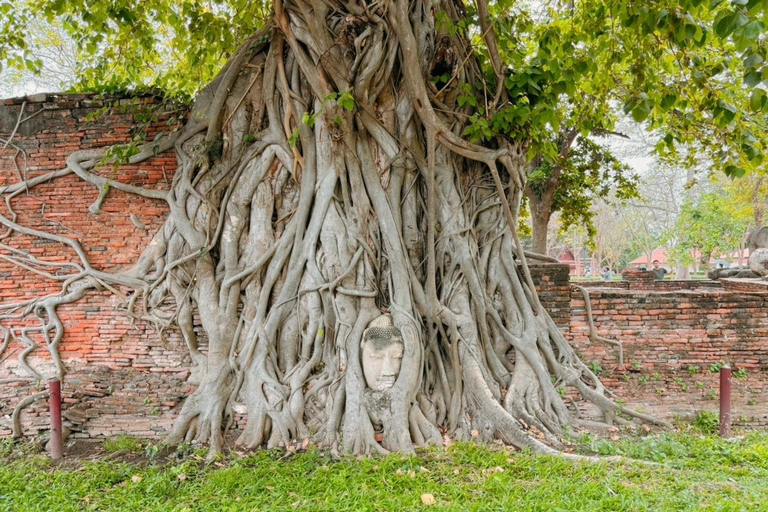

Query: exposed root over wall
left=0, top=0, right=668, bottom=457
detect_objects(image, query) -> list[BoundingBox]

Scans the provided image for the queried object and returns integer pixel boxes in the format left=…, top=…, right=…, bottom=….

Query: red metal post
left=719, top=366, right=732, bottom=438
left=49, top=379, right=63, bottom=460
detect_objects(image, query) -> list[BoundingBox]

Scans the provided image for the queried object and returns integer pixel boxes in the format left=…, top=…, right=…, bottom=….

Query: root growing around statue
left=0, top=0, right=670, bottom=457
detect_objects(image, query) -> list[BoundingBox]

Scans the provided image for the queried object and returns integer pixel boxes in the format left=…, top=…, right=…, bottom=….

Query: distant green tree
left=668, top=190, right=751, bottom=268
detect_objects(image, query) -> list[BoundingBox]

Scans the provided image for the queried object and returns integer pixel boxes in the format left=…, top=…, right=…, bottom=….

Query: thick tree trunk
left=0, top=0, right=667, bottom=457
left=675, top=263, right=689, bottom=280
left=530, top=199, right=553, bottom=255
left=526, top=184, right=556, bottom=255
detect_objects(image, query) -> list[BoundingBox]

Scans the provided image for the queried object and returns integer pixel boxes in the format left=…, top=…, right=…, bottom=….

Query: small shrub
left=709, top=362, right=724, bottom=373
left=175, top=441, right=194, bottom=457
left=687, top=365, right=701, bottom=375
left=734, top=368, right=748, bottom=379
left=144, top=443, right=161, bottom=459
left=589, top=361, right=604, bottom=375
left=693, top=410, right=719, bottom=434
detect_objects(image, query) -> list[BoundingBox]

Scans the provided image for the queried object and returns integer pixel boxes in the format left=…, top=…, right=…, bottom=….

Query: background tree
left=491, top=0, right=768, bottom=253
left=526, top=136, right=639, bottom=254
left=585, top=199, right=662, bottom=273
left=723, top=171, right=768, bottom=227
left=625, top=162, right=689, bottom=272
left=2, top=0, right=767, bottom=456
left=668, top=187, right=754, bottom=270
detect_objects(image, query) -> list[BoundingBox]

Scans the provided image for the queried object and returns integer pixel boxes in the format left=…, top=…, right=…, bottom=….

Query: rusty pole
left=719, top=365, right=732, bottom=438
left=49, top=379, right=63, bottom=460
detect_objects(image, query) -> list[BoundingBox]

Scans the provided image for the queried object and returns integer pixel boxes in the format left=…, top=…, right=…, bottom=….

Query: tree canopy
left=1, top=0, right=270, bottom=98
left=4, top=0, right=768, bottom=255
left=3, top=0, right=768, bottom=172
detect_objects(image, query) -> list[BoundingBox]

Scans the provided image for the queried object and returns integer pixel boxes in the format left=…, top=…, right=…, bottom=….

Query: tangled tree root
left=0, top=0, right=670, bottom=456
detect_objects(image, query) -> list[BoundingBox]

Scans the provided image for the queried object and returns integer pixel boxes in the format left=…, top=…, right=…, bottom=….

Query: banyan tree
left=0, top=0, right=668, bottom=457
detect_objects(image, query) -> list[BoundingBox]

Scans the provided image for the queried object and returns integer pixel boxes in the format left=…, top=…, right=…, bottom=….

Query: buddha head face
left=361, top=315, right=404, bottom=391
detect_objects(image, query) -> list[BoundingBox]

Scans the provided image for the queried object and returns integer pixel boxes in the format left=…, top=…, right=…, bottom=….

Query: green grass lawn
left=1, top=431, right=767, bottom=511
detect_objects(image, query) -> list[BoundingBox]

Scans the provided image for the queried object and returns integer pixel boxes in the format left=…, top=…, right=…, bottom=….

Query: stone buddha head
left=361, top=315, right=404, bottom=391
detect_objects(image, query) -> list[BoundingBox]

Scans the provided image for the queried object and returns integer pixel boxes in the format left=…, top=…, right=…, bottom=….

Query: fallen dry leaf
left=177, top=474, right=187, bottom=482
left=421, top=493, right=436, bottom=506
left=131, top=475, right=143, bottom=484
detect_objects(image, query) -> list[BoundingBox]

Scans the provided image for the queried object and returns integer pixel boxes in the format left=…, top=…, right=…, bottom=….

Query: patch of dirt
left=65, top=439, right=105, bottom=459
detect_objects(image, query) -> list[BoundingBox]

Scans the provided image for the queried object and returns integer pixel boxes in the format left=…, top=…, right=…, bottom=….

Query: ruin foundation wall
left=1, top=93, right=765, bottom=440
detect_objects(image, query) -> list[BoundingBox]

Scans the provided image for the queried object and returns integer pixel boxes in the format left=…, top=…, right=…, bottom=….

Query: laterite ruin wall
left=0, top=93, right=192, bottom=439
left=0, top=93, right=766, bottom=441
left=570, top=279, right=768, bottom=426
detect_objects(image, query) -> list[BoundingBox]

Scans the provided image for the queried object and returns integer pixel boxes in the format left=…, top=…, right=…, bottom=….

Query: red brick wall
left=0, top=93, right=192, bottom=439
left=527, top=263, right=571, bottom=329
left=569, top=285, right=768, bottom=426
left=0, top=94, right=766, bottom=441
